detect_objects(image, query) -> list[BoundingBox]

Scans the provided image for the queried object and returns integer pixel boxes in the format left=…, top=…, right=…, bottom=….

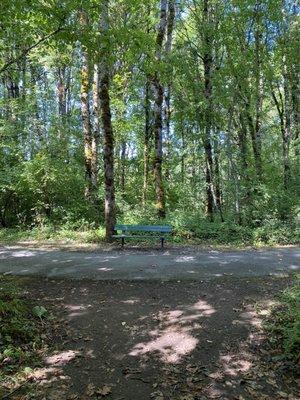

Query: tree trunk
left=291, top=75, right=299, bottom=157
left=271, top=84, right=291, bottom=190
left=164, top=0, right=175, bottom=181
left=99, top=0, right=116, bottom=240
left=282, top=59, right=291, bottom=189
left=92, top=63, right=100, bottom=193
left=79, top=10, right=93, bottom=200
left=213, top=134, right=224, bottom=222
left=236, top=112, right=252, bottom=221
left=181, top=120, right=185, bottom=184
left=254, top=1, right=263, bottom=180
left=226, top=116, right=242, bottom=225
left=120, top=141, right=126, bottom=194
left=153, top=0, right=167, bottom=219
left=57, top=66, right=67, bottom=119
left=203, top=0, right=214, bottom=221
left=142, top=76, right=151, bottom=206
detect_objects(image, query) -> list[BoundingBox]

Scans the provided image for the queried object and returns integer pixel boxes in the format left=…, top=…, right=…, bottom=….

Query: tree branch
left=0, top=27, right=63, bottom=75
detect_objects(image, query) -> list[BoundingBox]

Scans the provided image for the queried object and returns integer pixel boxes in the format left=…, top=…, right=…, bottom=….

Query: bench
left=113, top=224, right=172, bottom=249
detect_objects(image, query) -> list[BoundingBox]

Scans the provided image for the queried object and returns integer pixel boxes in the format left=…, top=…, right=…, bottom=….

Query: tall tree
left=202, top=0, right=215, bottom=221
left=153, top=0, right=168, bottom=218
left=99, top=0, right=116, bottom=239
left=79, top=9, right=93, bottom=200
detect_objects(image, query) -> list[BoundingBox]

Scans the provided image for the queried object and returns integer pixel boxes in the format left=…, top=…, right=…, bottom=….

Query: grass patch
left=0, top=226, right=106, bottom=245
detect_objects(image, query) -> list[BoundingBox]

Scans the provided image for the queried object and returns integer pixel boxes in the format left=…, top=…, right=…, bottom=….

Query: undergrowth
left=0, top=277, right=48, bottom=394
left=0, top=216, right=298, bottom=247
left=266, top=275, right=300, bottom=361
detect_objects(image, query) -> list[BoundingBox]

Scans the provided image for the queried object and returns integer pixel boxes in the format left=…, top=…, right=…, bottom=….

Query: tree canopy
left=0, top=0, right=299, bottom=242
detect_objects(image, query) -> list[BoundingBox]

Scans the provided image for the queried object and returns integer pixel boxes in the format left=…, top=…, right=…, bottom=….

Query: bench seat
left=113, top=224, right=172, bottom=249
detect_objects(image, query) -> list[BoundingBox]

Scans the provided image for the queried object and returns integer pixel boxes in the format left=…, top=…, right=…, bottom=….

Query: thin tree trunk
left=99, top=0, right=116, bottom=240
left=282, top=59, right=291, bottom=188
left=254, top=0, right=263, bottom=180
left=242, top=98, right=262, bottom=180
left=120, top=141, right=126, bottom=194
left=291, top=76, right=299, bottom=157
left=164, top=0, right=175, bottom=181
left=153, top=0, right=167, bottom=219
left=79, top=10, right=93, bottom=200
left=57, top=66, right=67, bottom=119
left=181, top=120, right=185, bottom=184
left=142, top=76, right=151, bottom=206
left=271, top=84, right=291, bottom=189
left=226, top=120, right=242, bottom=225
left=92, top=63, right=100, bottom=193
left=56, top=65, right=68, bottom=158
left=203, top=0, right=214, bottom=221
left=237, top=112, right=252, bottom=215
left=213, top=134, right=224, bottom=222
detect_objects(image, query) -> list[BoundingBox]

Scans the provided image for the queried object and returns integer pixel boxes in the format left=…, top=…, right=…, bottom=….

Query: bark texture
left=153, top=0, right=168, bottom=218
left=99, top=0, right=116, bottom=240
left=79, top=10, right=93, bottom=200
left=142, top=76, right=151, bottom=206
left=203, top=0, right=214, bottom=221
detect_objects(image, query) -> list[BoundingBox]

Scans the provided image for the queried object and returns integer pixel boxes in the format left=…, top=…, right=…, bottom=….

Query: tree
left=99, top=0, right=116, bottom=240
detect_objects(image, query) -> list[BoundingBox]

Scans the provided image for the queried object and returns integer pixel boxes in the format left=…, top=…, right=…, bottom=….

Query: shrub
left=266, top=276, right=300, bottom=361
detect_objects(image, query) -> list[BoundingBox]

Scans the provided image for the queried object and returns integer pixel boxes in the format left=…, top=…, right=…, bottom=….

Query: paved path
left=0, top=245, right=299, bottom=280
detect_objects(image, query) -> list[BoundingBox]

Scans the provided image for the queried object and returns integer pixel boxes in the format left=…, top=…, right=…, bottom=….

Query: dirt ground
left=4, top=275, right=299, bottom=400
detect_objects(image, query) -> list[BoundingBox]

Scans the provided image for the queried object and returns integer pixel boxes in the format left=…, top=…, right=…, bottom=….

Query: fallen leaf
left=96, top=385, right=112, bottom=396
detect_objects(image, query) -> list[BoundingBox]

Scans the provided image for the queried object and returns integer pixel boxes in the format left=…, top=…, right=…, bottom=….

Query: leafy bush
left=0, top=207, right=298, bottom=246
left=0, top=282, right=35, bottom=346
left=280, top=277, right=300, bottom=357
left=266, top=276, right=300, bottom=361
left=0, top=279, right=45, bottom=368
left=253, top=220, right=299, bottom=245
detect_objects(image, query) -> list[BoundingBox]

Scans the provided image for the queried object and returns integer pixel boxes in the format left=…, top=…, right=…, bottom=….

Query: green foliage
left=32, top=305, right=48, bottom=319
left=281, top=277, right=300, bottom=357
left=0, top=279, right=42, bottom=370
left=266, top=276, right=300, bottom=361
left=0, top=0, right=299, bottom=243
left=0, top=282, right=35, bottom=347
left=0, top=211, right=298, bottom=246
left=253, top=220, right=299, bottom=245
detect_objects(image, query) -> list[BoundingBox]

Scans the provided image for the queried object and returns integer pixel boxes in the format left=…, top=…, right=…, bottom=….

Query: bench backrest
left=114, top=224, right=172, bottom=233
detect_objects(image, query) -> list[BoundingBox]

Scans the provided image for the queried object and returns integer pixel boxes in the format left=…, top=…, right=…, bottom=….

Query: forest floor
left=1, top=275, right=300, bottom=400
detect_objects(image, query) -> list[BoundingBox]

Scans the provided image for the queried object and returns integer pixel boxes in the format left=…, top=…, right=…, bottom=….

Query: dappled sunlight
left=239, top=309, right=263, bottom=328
left=219, top=353, right=252, bottom=376
left=129, top=299, right=216, bottom=363
left=238, top=301, right=278, bottom=330
left=30, top=366, right=62, bottom=383
left=10, top=250, right=37, bottom=257
left=64, top=303, right=91, bottom=318
left=234, top=299, right=280, bottom=330
left=121, top=298, right=140, bottom=304
left=192, top=300, right=216, bottom=315
left=130, top=325, right=198, bottom=363
left=174, top=255, right=196, bottom=263
left=98, top=256, right=120, bottom=262
left=98, top=267, right=114, bottom=271
left=45, top=350, right=78, bottom=367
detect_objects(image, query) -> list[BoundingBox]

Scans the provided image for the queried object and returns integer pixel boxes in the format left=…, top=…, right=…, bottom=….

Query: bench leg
left=122, top=237, right=125, bottom=248
left=161, top=237, right=164, bottom=250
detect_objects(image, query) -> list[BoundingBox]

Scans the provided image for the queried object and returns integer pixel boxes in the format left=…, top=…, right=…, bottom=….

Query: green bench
left=113, top=224, right=172, bottom=249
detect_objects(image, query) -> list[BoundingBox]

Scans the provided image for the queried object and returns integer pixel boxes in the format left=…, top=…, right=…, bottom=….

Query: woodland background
left=0, top=0, right=299, bottom=244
